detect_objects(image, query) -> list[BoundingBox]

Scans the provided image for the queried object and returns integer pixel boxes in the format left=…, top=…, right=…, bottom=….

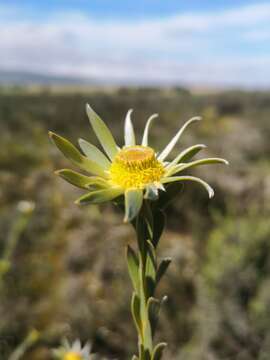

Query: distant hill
left=0, top=70, right=95, bottom=85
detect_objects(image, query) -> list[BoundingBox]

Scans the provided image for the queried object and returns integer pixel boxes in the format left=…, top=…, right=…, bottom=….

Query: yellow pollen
left=64, top=352, right=83, bottom=360
left=109, top=146, right=165, bottom=189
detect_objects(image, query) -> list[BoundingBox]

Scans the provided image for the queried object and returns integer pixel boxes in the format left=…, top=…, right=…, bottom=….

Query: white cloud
left=0, top=2, right=270, bottom=87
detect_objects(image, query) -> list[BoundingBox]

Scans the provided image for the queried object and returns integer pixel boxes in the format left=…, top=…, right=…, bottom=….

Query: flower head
left=53, top=339, right=91, bottom=360
left=49, top=105, right=228, bottom=222
left=110, top=146, right=165, bottom=189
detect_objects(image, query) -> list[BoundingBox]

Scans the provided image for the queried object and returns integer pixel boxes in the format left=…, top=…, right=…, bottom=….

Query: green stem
left=127, top=202, right=169, bottom=360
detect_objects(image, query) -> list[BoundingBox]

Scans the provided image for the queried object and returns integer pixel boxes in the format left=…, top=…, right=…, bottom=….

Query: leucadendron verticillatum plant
left=49, top=105, right=228, bottom=360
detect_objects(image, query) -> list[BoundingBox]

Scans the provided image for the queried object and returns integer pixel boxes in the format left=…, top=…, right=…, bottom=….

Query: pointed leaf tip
left=162, top=175, right=215, bottom=199
left=209, top=188, right=215, bottom=198
left=124, top=109, right=136, bottom=146
left=158, top=116, right=202, bottom=161
left=151, top=342, right=167, bottom=360
left=142, top=113, right=158, bottom=146
left=49, top=132, right=107, bottom=177
left=85, top=103, right=118, bottom=160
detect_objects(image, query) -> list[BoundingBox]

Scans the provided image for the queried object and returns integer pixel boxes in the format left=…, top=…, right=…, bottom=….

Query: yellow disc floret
left=109, top=146, right=165, bottom=189
left=64, top=352, right=83, bottom=360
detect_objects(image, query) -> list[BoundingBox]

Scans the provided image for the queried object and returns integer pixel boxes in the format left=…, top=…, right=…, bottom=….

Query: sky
left=1, top=0, right=270, bottom=88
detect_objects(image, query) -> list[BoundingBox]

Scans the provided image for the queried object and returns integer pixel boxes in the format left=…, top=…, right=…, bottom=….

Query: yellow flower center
left=109, top=146, right=165, bottom=189
left=64, top=352, right=83, bottom=360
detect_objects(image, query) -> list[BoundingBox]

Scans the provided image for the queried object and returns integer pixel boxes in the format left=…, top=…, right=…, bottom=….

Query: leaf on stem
left=156, top=258, right=172, bottom=284
left=126, top=245, right=140, bottom=294
left=152, top=209, right=166, bottom=247
left=131, top=293, right=142, bottom=338
left=147, top=297, right=160, bottom=336
left=151, top=342, right=167, bottom=360
left=146, top=240, right=156, bottom=281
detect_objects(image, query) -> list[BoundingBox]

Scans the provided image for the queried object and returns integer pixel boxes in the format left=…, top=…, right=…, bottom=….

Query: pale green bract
left=125, top=109, right=136, bottom=146
left=49, top=104, right=228, bottom=223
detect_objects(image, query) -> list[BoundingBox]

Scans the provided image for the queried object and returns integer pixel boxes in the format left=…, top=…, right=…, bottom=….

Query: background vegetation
left=0, top=86, right=270, bottom=359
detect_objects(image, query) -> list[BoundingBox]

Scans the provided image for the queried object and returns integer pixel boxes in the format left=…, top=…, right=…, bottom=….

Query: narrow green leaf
left=141, top=114, right=158, bottom=146
left=156, top=258, right=172, bottom=284
left=142, top=202, right=154, bottom=239
left=124, top=189, right=143, bottom=223
left=55, top=169, right=91, bottom=189
left=151, top=343, right=167, bottom=360
left=49, top=131, right=106, bottom=177
left=131, top=293, right=142, bottom=337
left=136, top=215, right=150, bottom=256
left=152, top=209, right=166, bottom=247
left=124, top=109, right=136, bottom=146
left=85, top=176, right=110, bottom=190
left=167, top=157, right=229, bottom=176
left=158, top=116, right=201, bottom=161
left=145, top=276, right=156, bottom=299
left=161, top=175, right=214, bottom=198
left=75, top=188, right=123, bottom=205
left=147, top=297, right=160, bottom=335
left=86, top=104, right=118, bottom=160
left=126, top=245, right=140, bottom=294
left=146, top=240, right=156, bottom=283
left=78, top=138, right=111, bottom=169
left=167, top=144, right=206, bottom=168
left=56, top=170, right=109, bottom=190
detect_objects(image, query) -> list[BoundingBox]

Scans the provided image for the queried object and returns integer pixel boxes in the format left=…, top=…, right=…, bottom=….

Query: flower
left=17, top=200, right=35, bottom=214
left=49, top=105, right=228, bottom=222
left=53, top=339, right=91, bottom=360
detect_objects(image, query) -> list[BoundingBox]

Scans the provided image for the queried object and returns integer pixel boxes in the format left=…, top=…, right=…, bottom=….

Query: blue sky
left=6, top=0, right=262, bottom=19
left=1, top=1, right=270, bottom=87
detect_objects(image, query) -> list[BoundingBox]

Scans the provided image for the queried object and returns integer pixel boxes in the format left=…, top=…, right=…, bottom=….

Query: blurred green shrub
left=0, top=87, right=270, bottom=359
